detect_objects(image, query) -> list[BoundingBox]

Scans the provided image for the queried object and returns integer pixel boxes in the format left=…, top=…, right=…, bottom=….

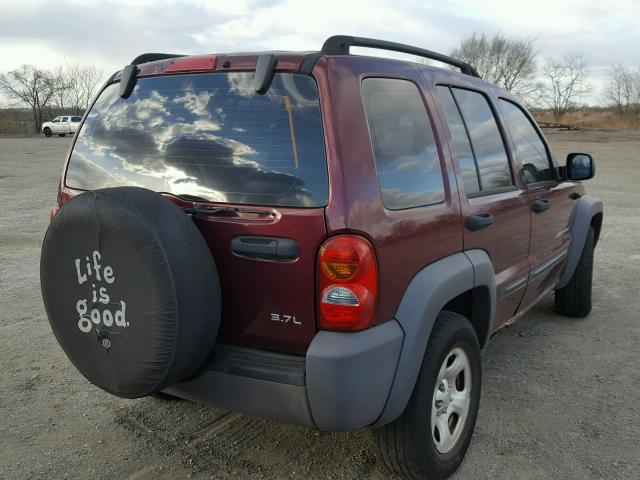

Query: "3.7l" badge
left=270, top=313, right=302, bottom=325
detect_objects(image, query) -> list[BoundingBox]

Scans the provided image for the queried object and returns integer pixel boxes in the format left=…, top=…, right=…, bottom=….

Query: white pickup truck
left=42, top=115, right=82, bottom=137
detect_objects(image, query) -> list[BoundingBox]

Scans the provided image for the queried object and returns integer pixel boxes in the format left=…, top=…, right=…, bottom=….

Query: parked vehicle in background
left=40, top=35, right=603, bottom=480
left=42, top=115, right=81, bottom=137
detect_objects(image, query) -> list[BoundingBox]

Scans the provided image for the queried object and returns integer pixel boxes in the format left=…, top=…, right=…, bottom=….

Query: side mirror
left=566, top=153, right=595, bottom=181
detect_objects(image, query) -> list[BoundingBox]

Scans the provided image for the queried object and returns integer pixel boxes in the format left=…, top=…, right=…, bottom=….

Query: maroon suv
left=40, top=36, right=603, bottom=479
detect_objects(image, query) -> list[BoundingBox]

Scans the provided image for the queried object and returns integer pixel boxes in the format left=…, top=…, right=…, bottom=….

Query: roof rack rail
left=130, top=53, right=185, bottom=66
left=320, top=35, right=481, bottom=78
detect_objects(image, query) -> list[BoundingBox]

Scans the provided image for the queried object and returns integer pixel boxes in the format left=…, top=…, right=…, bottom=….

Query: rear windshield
left=65, top=72, right=328, bottom=207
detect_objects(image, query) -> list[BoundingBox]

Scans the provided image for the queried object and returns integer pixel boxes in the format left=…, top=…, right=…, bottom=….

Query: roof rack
left=130, top=53, right=185, bottom=66
left=320, top=35, right=481, bottom=78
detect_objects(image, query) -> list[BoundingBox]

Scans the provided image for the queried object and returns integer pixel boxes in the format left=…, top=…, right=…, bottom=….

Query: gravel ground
left=1, top=131, right=639, bottom=479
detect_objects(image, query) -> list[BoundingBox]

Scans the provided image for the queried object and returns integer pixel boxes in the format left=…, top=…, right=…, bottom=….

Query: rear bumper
left=164, top=320, right=404, bottom=431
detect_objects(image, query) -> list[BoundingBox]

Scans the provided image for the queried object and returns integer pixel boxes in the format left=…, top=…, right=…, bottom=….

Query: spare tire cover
left=41, top=187, right=220, bottom=398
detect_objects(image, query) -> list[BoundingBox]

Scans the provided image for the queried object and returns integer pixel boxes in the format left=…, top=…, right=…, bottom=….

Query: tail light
left=317, top=235, right=378, bottom=331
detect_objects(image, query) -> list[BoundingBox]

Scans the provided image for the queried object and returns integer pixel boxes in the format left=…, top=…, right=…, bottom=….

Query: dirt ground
left=1, top=130, right=639, bottom=480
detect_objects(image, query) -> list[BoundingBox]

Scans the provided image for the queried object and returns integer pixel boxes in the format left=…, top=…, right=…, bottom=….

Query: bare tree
left=541, top=54, right=589, bottom=122
left=0, top=65, right=60, bottom=133
left=52, top=65, right=72, bottom=111
left=66, top=63, right=103, bottom=114
left=604, top=64, right=640, bottom=117
left=450, top=32, right=538, bottom=99
left=52, top=62, right=103, bottom=114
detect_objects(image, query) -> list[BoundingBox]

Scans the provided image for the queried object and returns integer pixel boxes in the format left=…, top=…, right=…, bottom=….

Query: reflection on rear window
left=65, top=73, right=328, bottom=207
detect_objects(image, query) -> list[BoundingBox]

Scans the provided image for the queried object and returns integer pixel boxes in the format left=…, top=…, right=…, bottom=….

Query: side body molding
left=374, top=250, right=495, bottom=427
left=557, top=195, right=603, bottom=289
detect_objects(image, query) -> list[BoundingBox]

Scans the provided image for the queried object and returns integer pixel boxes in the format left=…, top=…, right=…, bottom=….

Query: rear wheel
left=58, top=133, right=66, bottom=137
left=43, top=128, right=52, bottom=137
left=375, top=311, right=481, bottom=480
left=555, top=226, right=595, bottom=317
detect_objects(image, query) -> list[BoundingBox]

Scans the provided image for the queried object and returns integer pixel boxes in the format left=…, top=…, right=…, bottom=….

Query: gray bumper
left=164, top=320, right=404, bottom=431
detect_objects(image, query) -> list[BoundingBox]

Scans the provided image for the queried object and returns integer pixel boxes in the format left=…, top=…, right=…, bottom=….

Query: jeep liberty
left=40, top=35, right=603, bottom=479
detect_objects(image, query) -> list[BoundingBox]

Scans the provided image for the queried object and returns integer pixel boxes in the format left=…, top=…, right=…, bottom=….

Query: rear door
left=61, top=116, right=70, bottom=133
left=433, top=84, right=531, bottom=328
left=64, top=71, right=329, bottom=354
left=497, top=99, right=576, bottom=309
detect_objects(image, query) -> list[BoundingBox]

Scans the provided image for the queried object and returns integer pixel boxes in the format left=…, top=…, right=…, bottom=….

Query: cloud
left=173, top=88, right=215, bottom=119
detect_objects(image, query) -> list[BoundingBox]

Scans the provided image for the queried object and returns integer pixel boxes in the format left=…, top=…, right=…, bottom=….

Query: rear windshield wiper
left=160, top=192, right=267, bottom=217
left=185, top=204, right=269, bottom=217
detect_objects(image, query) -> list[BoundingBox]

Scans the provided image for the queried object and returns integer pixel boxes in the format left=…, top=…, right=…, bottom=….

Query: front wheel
left=43, top=128, right=52, bottom=137
left=555, top=226, right=595, bottom=317
left=375, top=311, right=481, bottom=480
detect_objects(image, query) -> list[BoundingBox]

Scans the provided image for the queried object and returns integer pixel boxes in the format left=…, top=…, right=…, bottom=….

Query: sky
left=1, top=0, right=639, bottom=105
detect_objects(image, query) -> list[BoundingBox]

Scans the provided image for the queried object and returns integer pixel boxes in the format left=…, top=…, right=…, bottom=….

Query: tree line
left=443, top=32, right=639, bottom=124
left=0, top=63, right=103, bottom=133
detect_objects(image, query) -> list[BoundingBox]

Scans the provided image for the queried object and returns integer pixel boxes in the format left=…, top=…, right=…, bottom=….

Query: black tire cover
left=40, top=187, right=220, bottom=398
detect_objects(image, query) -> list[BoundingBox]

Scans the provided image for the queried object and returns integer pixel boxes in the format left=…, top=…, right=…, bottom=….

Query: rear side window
left=71, top=116, right=81, bottom=122
left=66, top=73, right=328, bottom=207
left=362, top=78, right=444, bottom=210
left=499, top=99, right=555, bottom=183
left=435, top=86, right=480, bottom=195
left=451, top=88, right=513, bottom=192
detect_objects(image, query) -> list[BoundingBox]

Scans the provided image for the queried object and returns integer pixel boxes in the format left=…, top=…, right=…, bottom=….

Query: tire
left=43, top=128, right=52, bottom=137
left=59, top=133, right=66, bottom=137
left=41, top=187, right=221, bottom=398
left=555, top=226, right=595, bottom=317
left=375, top=311, right=481, bottom=480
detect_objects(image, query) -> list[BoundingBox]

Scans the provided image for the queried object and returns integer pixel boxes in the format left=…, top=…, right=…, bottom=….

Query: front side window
left=66, top=73, right=328, bottom=207
left=62, top=117, right=69, bottom=122
left=452, top=88, right=513, bottom=191
left=362, top=78, right=444, bottom=210
left=499, top=99, right=555, bottom=183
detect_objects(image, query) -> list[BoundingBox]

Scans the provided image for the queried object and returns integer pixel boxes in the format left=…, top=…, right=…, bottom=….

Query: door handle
left=231, top=236, right=299, bottom=261
left=532, top=199, right=551, bottom=213
left=466, top=213, right=494, bottom=231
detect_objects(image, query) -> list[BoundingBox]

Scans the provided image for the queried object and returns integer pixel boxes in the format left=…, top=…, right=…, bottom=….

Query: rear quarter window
left=65, top=73, right=328, bottom=208
left=362, top=78, right=444, bottom=210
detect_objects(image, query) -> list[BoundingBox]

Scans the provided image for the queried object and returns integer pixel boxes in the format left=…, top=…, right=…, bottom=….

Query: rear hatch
left=64, top=69, right=329, bottom=354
